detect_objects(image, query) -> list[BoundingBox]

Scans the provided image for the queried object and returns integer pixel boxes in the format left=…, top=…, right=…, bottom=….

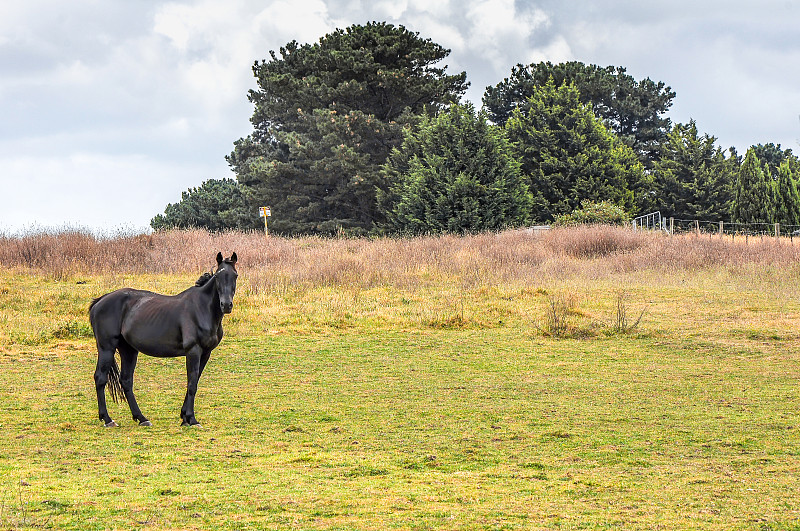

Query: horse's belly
left=125, top=334, right=187, bottom=358
left=123, top=325, right=220, bottom=357
left=121, top=317, right=186, bottom=357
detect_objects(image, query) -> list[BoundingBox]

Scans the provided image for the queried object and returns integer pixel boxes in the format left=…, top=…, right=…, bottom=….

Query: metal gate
left=632, top=212, right=665, bottom=231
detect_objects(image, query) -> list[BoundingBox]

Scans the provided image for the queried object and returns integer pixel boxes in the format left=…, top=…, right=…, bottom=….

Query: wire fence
left=633, top=212, right=800, bottom=241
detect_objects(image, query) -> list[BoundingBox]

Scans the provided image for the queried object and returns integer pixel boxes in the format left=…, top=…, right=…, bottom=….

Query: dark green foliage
left=483, top=61, right=675, bottom=168
left=751, top=143, right=795, bottom=178
left=150, top=178, right=257, bottom=231
left=732, top=149, right=775, bottom=223
left=504, top=80, right=649, bottom=223
left=653, top=120, right=735, bottom=220
left=553, top=200, right=629, bottom=226
left=381, top=103, right=531, bottom=234
left=227, top=22, right=468, bottom=235
left=774, top=159, right=800, bottom=226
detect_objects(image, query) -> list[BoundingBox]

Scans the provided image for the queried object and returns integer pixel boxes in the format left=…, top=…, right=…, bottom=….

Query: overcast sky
left=2, top=0, right=799, bottom=234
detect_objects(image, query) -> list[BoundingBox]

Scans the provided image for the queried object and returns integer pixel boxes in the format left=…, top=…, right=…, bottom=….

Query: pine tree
left=774, top=159, right=800, bottom=226
left=732, top=149, right=774, bottom=223
left=381, top=103, right=531, bottom=234
left=504, top=79, right=649, bottom=222
left=653, top=120, right=734, bottom=220
left=483, top=61, right=675, bottom=169
left=751, top=143, right=794, bottom=178
left=227, top=22, right=468, bottom=234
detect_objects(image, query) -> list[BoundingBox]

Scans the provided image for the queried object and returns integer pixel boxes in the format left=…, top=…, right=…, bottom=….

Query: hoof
left=104, top=421, right=118, bottom=428
left=181, top=421, right=203, bottom=428
left=139, top=420, right=153, bottom=427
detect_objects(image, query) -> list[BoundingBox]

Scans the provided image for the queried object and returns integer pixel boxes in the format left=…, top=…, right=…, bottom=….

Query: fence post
left=719, top=221, right=723, bottom=238
left=670, top=218, right=674, bottom=235
left=695, top=220, right=700, bottom=236
left=775, top=223, right=780, bottom=239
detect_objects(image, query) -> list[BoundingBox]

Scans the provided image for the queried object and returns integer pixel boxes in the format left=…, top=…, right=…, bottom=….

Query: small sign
left=259, top=207, right=271, bottom=217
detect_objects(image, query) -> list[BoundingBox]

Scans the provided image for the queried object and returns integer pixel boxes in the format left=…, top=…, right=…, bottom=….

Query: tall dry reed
left=3, top=226, right=800, bottom=288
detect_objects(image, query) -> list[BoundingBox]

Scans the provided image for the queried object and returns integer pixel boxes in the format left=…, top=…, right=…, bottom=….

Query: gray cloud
left=1, top=0, right=798, bottom=232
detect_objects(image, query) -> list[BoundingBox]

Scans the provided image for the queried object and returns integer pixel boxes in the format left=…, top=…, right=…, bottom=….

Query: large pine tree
left=774, top=159, right=800, bottom=226
left=732, top=149, right=774, bottom=224
left=504, top=80, right=649, bottom=222
left=227, top=22, right=468, bottom=234
left=381, top=103, right=531, bottom=233
left=653, top=120, right=734, bottom=220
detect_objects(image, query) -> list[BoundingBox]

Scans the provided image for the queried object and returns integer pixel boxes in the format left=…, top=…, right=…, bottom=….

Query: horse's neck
left=195, top=277, right=223, bottom=321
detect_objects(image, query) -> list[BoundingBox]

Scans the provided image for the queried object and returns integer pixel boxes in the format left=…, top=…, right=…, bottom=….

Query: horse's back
left=89, top=289, right=155, bottom=341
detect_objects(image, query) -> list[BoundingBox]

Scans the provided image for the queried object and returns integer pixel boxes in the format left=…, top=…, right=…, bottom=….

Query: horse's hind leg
left=118, top=343, right=151, bottom=426
left=94, top=348, right=117, bottom=427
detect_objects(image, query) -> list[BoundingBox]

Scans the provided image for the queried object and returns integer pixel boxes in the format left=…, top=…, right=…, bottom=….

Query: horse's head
left=214, top=252, right=238, bottom=314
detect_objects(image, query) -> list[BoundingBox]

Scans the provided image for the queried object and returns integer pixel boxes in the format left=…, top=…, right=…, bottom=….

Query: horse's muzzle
left=221, top=302, right=234, bottom=314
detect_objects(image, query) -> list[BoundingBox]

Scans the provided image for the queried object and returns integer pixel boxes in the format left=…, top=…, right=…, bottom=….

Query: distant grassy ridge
left=1, top=227, right=800, bottom=529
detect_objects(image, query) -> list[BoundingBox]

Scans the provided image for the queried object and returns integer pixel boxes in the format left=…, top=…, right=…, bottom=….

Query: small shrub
left=544, top=225, right=650, bottom=258
left=536, top=293, right=579, bottom=337
left=52, top=320, right=94, bottom=340
left=553, top=200, right=629, bottom=227
left=609, top=290, right=646, bottom=334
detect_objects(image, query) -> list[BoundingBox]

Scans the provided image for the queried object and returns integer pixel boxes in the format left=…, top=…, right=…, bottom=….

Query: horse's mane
left=195, top=272, right=214, bottom=287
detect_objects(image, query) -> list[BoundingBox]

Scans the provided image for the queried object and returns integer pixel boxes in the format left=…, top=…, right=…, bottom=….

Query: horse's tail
left=107, top=355, right=127, bottom=404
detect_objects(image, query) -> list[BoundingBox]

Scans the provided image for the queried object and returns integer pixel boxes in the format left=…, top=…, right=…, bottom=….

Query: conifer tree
left=227, top=22, right=468, bottom=234
left=774, top=159, right=800, bottom=226
left=381, top=103, right=531, bottom=233
left=653, top=120, right=734, bottom=220
left=150, top=178, right=255, bottom=231
left=732, top=149, right=774, bottom=223
left=483, top=61, right=675, bottom=169
left=504, top=79, right=649, bottom=222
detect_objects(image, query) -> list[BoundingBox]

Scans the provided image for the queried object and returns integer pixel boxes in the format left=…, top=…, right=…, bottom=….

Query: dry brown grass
left=4, top=225, right=800, bottom=287
left=6, top=225, right=800, bottom=336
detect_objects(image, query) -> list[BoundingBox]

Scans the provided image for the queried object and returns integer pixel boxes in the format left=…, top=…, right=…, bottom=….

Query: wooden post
left=670, top=218, right=674, bottom=236
left=719, top=221, right=723, bottom=238
left=695, top=220, right=700, bottom=236
left=775, top=223, right=780, bottom=239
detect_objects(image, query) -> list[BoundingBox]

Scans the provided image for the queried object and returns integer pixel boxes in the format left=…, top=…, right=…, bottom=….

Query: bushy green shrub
left=553, top=200, right=629, bottom=226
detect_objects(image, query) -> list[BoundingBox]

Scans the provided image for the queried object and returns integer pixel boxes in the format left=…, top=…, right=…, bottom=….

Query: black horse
left=89, top=252, right=238, bottom=427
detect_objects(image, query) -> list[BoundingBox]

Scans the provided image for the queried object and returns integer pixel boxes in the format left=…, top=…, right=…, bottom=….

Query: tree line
left=150, top=22, right=800, bottom=234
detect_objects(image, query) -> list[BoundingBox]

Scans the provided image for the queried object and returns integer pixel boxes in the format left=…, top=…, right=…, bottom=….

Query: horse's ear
left=230, top=252, right=238, bottom=264
left=216, top=252, right=223, bottom=266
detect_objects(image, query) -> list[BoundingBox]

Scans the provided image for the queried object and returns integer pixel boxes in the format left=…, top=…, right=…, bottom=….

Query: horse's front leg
left=181, top=348, right=203, bottom=426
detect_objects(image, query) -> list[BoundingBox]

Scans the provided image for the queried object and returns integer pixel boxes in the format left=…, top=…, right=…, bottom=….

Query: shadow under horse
left=89, top=252, right=238, bottom=427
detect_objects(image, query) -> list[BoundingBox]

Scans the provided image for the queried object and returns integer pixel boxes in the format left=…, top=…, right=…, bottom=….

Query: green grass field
left=1, top=228, right=800, bottom=529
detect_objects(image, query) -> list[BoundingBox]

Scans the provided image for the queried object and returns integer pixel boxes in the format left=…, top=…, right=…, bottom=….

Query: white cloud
left=374, top=0, right=409, bottom=19
left=464, top=0, right=549, bottom=69
left=0, top=151, right=229, bottom=233
left=525, top=35, right=572, bottom=65
left=1, top=0, right=799, bottom=232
